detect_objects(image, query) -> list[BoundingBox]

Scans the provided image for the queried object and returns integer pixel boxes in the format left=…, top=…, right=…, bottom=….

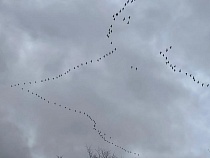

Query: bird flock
left=11, top=0, right=141, bottom=157
left=10, top=0, right=209, bottom=157
left=158, top=46, right=210, bottom=88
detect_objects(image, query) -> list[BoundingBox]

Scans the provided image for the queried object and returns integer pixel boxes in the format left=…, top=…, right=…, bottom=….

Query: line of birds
left=22, top=87, right=139, bottom=157
left=10, top=48, right=117, bottom=88
left=160, top=46, right=210, bottom=88
left=12, top=0, right=141, bottom=157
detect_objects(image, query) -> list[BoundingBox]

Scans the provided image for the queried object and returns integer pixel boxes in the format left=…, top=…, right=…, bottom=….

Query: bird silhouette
left=170, top=46, right=172, bottom=49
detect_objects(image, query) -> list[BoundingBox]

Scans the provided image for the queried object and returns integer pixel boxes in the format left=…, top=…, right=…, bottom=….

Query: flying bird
left=170, top=46, right=172, bottom=49
left=166, top=48, right=168, bottom=52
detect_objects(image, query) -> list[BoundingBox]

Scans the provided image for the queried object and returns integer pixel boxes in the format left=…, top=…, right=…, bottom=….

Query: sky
left=1, top=0, right=210, bottom=158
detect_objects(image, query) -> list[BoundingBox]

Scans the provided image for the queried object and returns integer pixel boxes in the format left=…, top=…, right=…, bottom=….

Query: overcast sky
left=1, top=0, right=210, bottom=158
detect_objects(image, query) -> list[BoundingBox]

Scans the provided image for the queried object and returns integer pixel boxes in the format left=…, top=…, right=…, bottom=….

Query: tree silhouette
left=86, top=146, right=120, bottom=158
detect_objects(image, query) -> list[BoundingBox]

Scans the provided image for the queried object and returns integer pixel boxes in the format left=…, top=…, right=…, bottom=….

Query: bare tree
left=86, top=146, right=119, bottom=158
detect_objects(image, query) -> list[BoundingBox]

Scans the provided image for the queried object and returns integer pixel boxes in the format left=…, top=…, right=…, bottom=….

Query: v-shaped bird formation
left=10, top=0, right=141, bottom=157
left=10, top=0, right=209, bottom=157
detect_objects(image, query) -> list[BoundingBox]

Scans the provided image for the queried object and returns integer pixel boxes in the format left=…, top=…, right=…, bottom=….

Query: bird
left=185, top=73, right=188, bottom=75
left=160, top=51, right=162, bottom=54
left=86, top=62, right=87, bottom=64
left=116, top=13, right=118, bottom=16
left=131, top=66, right=133, bottom=69
left=179, top=69, right=181, bottom=72
left=128, top=16, right=131, bottom=19
left=136, top=67, right=137, bottom=71
left=123, top=17, right=125, bottom=21
left=197, top=81, right=199, bottom=84
left=90, top=60, right=92, bottom=63
left=207, top=84, right=209, bottom=87
left=166, top=48, right=168, bottom=52
left=127, top=21, right=129, bottom=24
left=202, top=83, right=204, bottom=87
left=111, top=42, right=113, bottom=44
